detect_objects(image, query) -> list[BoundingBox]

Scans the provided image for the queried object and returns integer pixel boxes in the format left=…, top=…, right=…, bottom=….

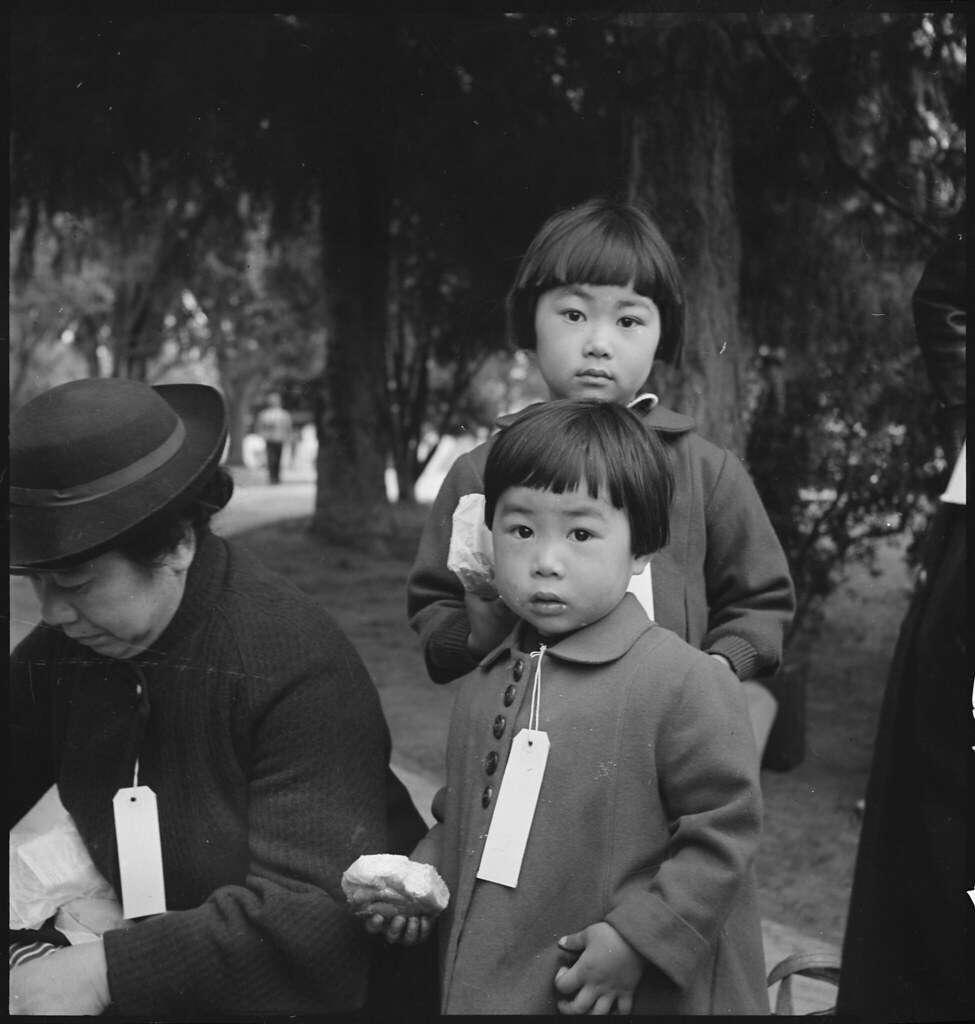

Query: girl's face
left=27, top=542, right=194, bottom=660
left=493, top=483, right=650, bottom=637
left=533, top=282, right=661, bottom=404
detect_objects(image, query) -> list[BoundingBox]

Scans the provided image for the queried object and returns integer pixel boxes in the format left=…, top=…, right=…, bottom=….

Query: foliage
left=150, top=197, right=327, bottom=461
left=378, top=14, right=615, bottom=499
left=8, top=9, right=966, bottom=619
left=10, top=206, right=111, bottom=406
left=734, top=11, right=965, bottom=626
left=744, top=257, right=943, bottom=636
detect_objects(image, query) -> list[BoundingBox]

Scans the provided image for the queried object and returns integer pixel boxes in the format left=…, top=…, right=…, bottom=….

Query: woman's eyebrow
left=50, top=568, right=91, bottom=584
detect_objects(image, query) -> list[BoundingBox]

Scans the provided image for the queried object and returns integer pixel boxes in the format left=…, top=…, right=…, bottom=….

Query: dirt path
left=756, top=539, right=912, bottom=946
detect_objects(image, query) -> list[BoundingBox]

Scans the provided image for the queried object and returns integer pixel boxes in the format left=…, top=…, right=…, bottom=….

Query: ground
left=234, top=505, right=914, bottom=951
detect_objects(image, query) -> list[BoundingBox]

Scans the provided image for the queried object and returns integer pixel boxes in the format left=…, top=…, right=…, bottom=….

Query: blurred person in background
left=256, top=390, right=293, bottom=484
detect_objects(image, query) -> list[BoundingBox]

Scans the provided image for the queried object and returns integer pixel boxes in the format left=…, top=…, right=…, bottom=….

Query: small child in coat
left=372, top=399, right=769, bottom=1015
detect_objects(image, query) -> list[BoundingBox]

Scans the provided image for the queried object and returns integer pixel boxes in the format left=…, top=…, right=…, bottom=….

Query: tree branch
left=755, top=31, right=946, bottom=243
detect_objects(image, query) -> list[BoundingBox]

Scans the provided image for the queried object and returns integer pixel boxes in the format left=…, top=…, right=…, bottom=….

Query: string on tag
left=627, top=392, right=659, bottom=411
left=528, top=645, right=547, bottom=739
left=132, top=757, right=140, bottom=790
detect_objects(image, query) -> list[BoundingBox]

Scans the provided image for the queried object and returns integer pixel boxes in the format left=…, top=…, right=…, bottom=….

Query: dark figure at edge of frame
left=837, top=232, right=972, bottom=1020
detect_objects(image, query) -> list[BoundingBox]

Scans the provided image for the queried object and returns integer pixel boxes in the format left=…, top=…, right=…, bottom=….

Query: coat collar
left=495, top=399, right=694, bottom=435
left=480, top=592, right=661, bottom=669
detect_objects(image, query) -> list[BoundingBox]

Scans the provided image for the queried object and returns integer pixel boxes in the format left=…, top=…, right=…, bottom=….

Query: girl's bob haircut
left=506, top=195, right=686, bottom=366
left=484, top=399, right=674, bottom=557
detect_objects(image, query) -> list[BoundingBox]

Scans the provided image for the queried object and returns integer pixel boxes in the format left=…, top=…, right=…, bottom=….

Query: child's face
left=533, top=283, right=661, bottom=404
left=492, top=483, right=650, bottom=637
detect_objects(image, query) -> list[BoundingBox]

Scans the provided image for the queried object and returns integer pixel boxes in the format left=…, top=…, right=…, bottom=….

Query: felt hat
left=9, top=378, right=228, bottom=572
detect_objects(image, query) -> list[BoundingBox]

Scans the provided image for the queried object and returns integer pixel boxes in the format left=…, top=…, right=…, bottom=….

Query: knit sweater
left=9, top=533, right=426, bottom=1017
left=408, top=402, right=795, bottom=684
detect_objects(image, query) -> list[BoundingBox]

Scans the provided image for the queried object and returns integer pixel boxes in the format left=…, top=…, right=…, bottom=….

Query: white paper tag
left=476, top=729, right=550, bottom=888
left=627, top=562, right=654, bottom=619
left=113, top=786, right=167, bottom=919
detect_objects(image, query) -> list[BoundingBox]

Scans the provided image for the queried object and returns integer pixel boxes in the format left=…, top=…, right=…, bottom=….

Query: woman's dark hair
left=483, top=399, right=674, bottom=556
left=118, top=465, right=235, bottom=569
left=506, top=195, right=686, bottom=366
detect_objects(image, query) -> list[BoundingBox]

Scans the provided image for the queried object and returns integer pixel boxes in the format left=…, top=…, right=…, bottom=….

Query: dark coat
left=416, top=595, right=769, bottom=1014
left=837, top=236, right=972, bottom=1020
left=10, top=533, right=430, bottom=1017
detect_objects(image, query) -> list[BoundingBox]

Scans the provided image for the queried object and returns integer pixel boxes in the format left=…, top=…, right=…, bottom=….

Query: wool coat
left=407, top=401, right=795, bottom=685
left=9, top=532, right=431, bottom=1017
left=414, top=594, right=769, bottom=1015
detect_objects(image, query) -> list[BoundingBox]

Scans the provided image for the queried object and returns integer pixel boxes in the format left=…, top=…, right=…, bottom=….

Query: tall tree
left=619, top=14, right=748, bottom=451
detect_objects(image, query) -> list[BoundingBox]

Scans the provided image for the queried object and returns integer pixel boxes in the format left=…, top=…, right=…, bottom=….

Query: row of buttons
left=482, top=658, right=526, bottom=808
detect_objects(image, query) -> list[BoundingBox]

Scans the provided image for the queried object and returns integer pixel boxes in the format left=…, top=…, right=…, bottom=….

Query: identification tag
left=113, top=785, right=167, bottom=918
left=476, top=728, right=550, bottom=888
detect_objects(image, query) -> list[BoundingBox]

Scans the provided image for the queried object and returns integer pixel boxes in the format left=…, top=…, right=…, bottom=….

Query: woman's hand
left=465, top=590, right=518, bottom=658
left=363, top=911, right=434, bottom=947
left=9, top=939, right=111, bottom=1016
left=553, top=922, right=644, bottom=1015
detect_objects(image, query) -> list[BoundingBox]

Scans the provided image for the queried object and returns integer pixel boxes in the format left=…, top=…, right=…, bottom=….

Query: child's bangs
left=504, top=424, right=619, bottom=507
left=548, top=222, right=661, bottom=297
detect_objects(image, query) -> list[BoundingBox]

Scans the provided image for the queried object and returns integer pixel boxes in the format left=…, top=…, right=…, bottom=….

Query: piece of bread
left=341, top=854, right=450, bottom=919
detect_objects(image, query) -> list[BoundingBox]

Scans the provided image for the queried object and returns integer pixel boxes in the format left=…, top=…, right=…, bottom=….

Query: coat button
left=492, top=715, right=506, bottom=739
left=503, top=684, right=517, bottom=707
left=482, top=785, right=493, bottom=808
left=485, top=751, right=499, bottom=775
left=512, top=659, right=525, bottom=682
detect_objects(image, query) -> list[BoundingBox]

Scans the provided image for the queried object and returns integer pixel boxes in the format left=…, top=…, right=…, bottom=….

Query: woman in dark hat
left=9, top=378, right=433, bottom=1016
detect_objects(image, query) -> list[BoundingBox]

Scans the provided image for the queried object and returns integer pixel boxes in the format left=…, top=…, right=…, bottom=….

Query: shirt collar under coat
left=494, top=398, right=696, bottom=434
left=478, top=592, right=656, bottom=671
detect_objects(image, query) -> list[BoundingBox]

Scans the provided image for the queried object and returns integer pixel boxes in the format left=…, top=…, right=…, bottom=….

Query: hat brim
left=10, top=384, right=228, bottom=572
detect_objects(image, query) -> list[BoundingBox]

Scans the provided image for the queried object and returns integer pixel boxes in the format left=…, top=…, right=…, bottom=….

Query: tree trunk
left=220, top=369, right=259, bottom=468
left=623, top=18, right=747, bottom=453
left=311, top=154, right=395, bottom=551
left=110, top=279, right=154, bottom=382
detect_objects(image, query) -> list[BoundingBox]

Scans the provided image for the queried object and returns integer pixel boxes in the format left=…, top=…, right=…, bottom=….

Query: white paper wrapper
left=447, top=493, right=498, bottom=598
left=10, top=790, right=121, bottom=938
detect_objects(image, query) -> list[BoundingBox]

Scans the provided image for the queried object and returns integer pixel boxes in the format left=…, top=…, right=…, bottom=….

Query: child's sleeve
left=410, top=788, right=447, bottom=870
left=406, top=451, right=485, bottom=684
left=700, top=449, right=795, bottom=680
left=604, top=656, right=762, bottom=991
